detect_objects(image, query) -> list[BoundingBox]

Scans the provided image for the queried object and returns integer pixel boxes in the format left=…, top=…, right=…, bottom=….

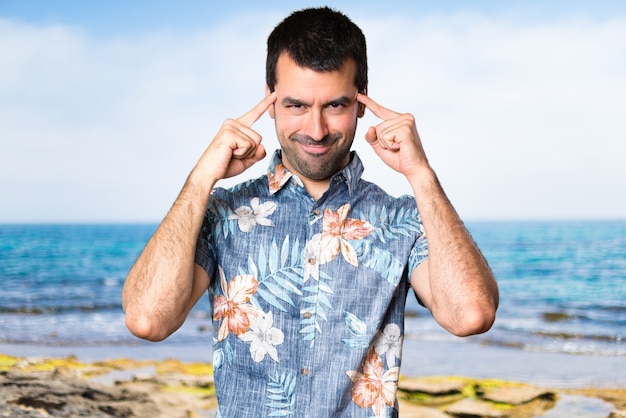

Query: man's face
left=268, top=53, right=363, bottom=182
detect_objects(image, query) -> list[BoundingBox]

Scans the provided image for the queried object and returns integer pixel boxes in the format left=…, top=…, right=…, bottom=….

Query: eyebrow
left=280, top=95, right=355, bottom=107
left=281, top=96, right=307, bottom=107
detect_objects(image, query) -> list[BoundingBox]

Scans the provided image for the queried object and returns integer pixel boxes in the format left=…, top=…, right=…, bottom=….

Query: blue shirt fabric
left=195, top=150, right=428, bottom=418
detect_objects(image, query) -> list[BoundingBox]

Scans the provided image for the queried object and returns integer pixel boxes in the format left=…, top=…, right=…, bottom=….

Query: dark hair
left=266, top=7, right=367, bottom=93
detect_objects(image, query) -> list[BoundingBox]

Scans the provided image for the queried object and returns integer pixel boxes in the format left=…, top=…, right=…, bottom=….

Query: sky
left=1, top=0, right=625, bottom=222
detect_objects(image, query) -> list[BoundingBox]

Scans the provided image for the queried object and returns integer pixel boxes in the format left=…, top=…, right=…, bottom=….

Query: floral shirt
left=195, top=150, right=428, bottom=418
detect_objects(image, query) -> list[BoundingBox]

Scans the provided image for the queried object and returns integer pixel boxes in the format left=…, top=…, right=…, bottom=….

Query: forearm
left=356, top=94, right=498, bottom=334
left=409, top=166, right=499, bottom=336
left=122, top=94, right=274, bottom=341
left=122, top=173, right=215, bottom=341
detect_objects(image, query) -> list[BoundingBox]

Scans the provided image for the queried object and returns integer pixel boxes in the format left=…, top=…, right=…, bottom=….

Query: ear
left=266, top=85, right=275, bottom=119
left=357, top=85, right=368, bottom=118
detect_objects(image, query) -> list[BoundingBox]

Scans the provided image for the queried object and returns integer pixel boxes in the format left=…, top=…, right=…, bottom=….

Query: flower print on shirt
left=346, top=347, right=400, bottom=418
left=374, top=323, right=403, bottom=367
left=303, top=233, right=321, bottom=283
left=319, top=203, right=375, bottom=267
left=238, top=310, right=284, bottom=362
left=268, top=163, right=292, bottom=194
left=228, top=197, right=277, bottom=233
left=213, top=267, right=263, bottom=342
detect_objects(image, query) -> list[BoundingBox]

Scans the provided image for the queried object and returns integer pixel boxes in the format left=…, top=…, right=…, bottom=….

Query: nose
left=302, top=109, right=329, bottom=141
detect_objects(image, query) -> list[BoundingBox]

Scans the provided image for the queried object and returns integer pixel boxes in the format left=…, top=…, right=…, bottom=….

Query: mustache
left=290, top=133, right=343, bottom=146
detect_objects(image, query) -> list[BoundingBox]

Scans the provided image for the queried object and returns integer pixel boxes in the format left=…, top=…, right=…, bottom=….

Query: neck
left=301, top=178, right=330, bottom=201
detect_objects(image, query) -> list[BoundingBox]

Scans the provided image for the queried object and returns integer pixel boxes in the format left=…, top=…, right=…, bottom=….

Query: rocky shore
left=1, top=353, right=625, bottom=418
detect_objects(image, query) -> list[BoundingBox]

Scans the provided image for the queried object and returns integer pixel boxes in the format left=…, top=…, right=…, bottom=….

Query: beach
left=0, top=342, right=626, bottom=418
left=2, top=339, right=626, bottom=417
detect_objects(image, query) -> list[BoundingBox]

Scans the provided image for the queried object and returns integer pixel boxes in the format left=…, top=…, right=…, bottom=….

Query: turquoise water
left=466, top=220, right=626, bottom=354
left=1, top=221, right=625, bottom=355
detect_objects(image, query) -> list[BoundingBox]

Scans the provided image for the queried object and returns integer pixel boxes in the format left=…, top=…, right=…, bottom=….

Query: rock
left=445, top=398, right=508, bottom=418
left=480, top=386, right=555, bottom=405
left=132, top=372, right=158, bottom=382
left=399, top=377, right=465, bottom=395
left=610, top=410, right=626, bottom=418
left=0, top=370, right=160, bottom=417
left=154, top=373, right=214, bottom=388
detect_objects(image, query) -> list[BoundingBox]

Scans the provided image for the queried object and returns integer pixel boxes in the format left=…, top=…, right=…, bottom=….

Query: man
left=123, top=7, right=498, bottom=417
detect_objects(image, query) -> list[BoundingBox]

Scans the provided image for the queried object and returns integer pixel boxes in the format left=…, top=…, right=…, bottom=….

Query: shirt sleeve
left=406, top=200, right=429, bottom=307
left=404, top=193, right=428, bottom=278
left=194, top=201, right=218, bottom=281
left=408, top=232, right=428, bottom=276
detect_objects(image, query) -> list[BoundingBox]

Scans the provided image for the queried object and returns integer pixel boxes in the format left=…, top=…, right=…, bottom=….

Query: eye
left=282, top=103, right=307, bottom=115
left=325, top=102, right=349, bottom=114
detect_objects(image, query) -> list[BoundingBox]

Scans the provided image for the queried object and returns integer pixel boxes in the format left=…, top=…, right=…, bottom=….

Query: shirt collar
left=266, top=150, right=364, bottom=196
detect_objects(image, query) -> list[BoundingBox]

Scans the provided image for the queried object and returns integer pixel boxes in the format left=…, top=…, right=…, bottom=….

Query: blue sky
left=1, top=1, right=625, bottom=222
left=2, top=1, right=625, bottom=35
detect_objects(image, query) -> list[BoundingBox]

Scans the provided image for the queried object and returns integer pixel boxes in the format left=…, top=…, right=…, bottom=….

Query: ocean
left=1, top=221, right=625, bottom=361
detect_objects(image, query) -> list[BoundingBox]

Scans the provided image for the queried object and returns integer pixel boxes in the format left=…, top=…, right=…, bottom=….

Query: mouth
left=300, top=143, right=333, bottom=156
left=292, top=134, right=341, bottom=156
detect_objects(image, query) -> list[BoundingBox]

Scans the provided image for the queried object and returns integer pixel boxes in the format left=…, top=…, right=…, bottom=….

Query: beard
left=281, top=131, right=355, bottom=181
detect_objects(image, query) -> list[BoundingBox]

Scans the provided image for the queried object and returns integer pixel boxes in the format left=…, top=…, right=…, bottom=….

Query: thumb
left=364, top=126, right=378, bottom=145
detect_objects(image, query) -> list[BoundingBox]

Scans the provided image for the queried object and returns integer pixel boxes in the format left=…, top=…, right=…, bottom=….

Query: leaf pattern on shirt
left=363, top=204, right=425, bottom=244
left=348, top=203, right=426, bottom=285
left=212, top=339, right=233, bottom=371
left=299, top=273, right=334, bottom=348
left=247, top=236, right=304, bottom=313
left=341, top=310, right=373, bottom=349
left=207, top=198, right=233, bottom=239
left=346, top=347, right=399, bottom=418
left=320, top=203, right=374, bottom=267
left=266, top=370, right=296, bottom=416
left=351, top=240, right=406, bottom=286
left=213, top=267, right=263, bottom=342
left=300, top=232, right=337, bottom=347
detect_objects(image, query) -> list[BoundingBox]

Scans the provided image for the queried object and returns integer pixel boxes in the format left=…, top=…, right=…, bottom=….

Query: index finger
left=357, top=93, right=400, bottom=121
left=238, top=92, right=277, bottom=127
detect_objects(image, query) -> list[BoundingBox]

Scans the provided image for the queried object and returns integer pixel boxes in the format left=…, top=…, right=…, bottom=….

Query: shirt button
left=301, top=367, right=309, bottom=376
left=307, top=257, right=317, bottom=265
left=303, top=311, right=312, bottom=319
left=312, top=208, right=320, bottom=216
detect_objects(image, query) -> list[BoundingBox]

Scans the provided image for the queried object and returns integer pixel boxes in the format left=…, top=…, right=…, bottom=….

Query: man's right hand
left=193, top=92, right=277, bottom=183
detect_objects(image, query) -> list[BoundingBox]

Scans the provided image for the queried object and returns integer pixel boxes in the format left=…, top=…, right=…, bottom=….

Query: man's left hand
left=357, top=93, right=430, bottom=180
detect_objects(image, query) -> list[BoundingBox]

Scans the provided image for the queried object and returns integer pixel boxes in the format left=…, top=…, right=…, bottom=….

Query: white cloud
left=0, top=15, right=275, bottom=222
left=1, top=11, right=624, bottom=222
left=360, top=13, right=626, bottom=219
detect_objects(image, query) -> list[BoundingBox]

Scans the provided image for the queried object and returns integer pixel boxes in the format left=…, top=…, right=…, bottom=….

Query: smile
left=299, top=143, right=333, bottom=156
left=292, top=133, right=342, bottom=156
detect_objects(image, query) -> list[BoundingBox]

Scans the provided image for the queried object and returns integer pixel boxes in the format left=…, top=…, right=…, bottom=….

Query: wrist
left=188, top=162, right=219, bottom=189
left=406, top=164, right=438, bottom=191
left=407, top=165, right=452, bottom=210
left=183, top=169, right=217, bottom=206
